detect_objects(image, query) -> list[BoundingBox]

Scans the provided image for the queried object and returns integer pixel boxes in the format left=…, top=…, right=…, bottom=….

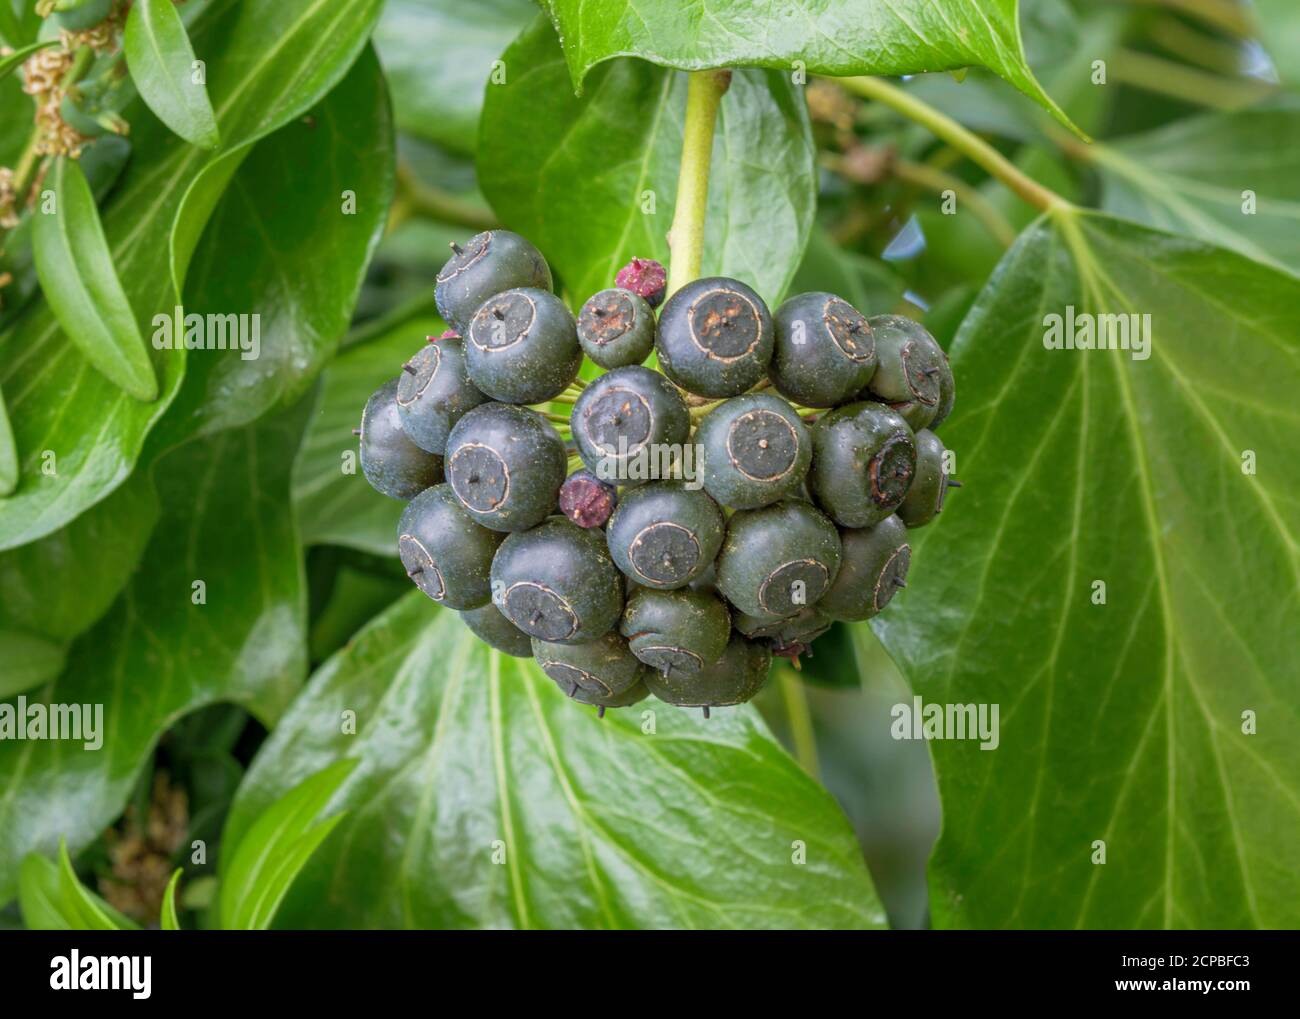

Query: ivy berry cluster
left=356, top=230, right=957, bottom=717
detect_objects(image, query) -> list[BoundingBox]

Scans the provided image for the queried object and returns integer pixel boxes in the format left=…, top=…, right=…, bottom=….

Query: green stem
left=392, top=162, right=497, bottom=232
left=890, top=157, right=1017, bottom=248
left=836, top=76, right=1070, bottom=215
left=778, top=667, right=819, bottom=778
left=1110, top=48, right=1274, bottom=110
left=666, top=69, right=731, bottom=299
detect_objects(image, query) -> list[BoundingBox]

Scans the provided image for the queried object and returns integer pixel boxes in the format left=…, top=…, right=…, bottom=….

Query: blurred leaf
left=218, top=760, right=355, bottom=930
left=542, top=0, right=1075, bottom=129
left=17, top=840, right=139, bottom=930
left=292, top=315, right=441, bottom=555
left=790, top=227, right=907, bottom=316
left=1096, top=104, right=1300, bottom=273
left=0, top=0, right=385, bottom=551
left=0, top=628, right=65, bottom=699
left=374, top=0, right=535, bottom=154
left=480, top=16, right=815, bottom=306
left=124, top=0, right=221, bottom=149
left=158, top=46, right=394, bottom=443
left=875, top=211, right=1300, bottom=928
left=32, top=157, right=158, bottom=401
left=225, top=594, right=885, bottom=929
left=160, top=869, right=182, bottom=930
left=0, top=39, right=56, bottom=80
left=0, top=388, right=15, bottom=497
left=1253, top=0, right=1300, bottom=86
left=308, top=564, right=408, bottom=663
left=0, top=403, right=311, bottom=904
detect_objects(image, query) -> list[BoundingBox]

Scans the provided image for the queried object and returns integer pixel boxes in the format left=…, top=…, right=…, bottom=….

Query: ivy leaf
left=479, top=16, right=816, bottom=305
left=374, top=0, right=535, bottom=154
left=218, top=761, right=355, bottom=930
left=0, top=0, right=385, bottom=552
left=17, top=840, right=140, bottom=930
left=0, top=387, right=15, bottom=497
left=1253, top=0, right=1300, bottom=87
left=32, top=157, right=159, bottom=402
left=1095, top=104, right=1300, bottom=274
left=156, top=46, right=394, bottom=444
left=542, top=0, right=1074, bottom=129
left=124, top=0, right=221, bottom=150
left=224, top=594, right=885, bottom=929
left=293, top=315, right=444, bottom=556
left=0, top=628, right=66, bottom=699
left=0, top=403, right=310, bottom=905
left=874, top=211, right=1300, bottom=928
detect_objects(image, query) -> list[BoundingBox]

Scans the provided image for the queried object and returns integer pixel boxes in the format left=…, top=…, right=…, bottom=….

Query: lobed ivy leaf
left=374, top=0, right=536, bottom=154
left=124, top=0, right=221, bottom=150
left=873, top=211, right=1300, bottom=928
left=0, top=403, right=311, bottom=905
left=1095, top=104, right=1300, bottom=275
left=542, top=0, right=1074, bottom=129
left=224, top=594, right=886, bottom=929
left=32, top=157, right=159, bottom=402
left=479, top=15, right=816, bottom=306
left=293, top=315, right=443, bottom=556
left=0, top=0, right=385, bottom=551
left=218, top=760, right=355, bottom=930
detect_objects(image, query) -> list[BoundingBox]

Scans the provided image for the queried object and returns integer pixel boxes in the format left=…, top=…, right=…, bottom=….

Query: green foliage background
left=0, top=0, right=1295, bottom=930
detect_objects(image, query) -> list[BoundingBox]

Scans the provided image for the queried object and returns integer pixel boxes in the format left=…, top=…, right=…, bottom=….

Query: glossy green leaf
left=542, top=0, right=1073, bottom=128
left=17, top=840, right=139, bottom=930
left=32, top=157, right=158, bottom=401
left=0, top=404, right=310, bottom=904
left=160, top=868, right=182, bottom=930
left=1254, top=0, right=1299, bottom=86
left=225, top=594, right=885, bottom=929
left=479, top=16, right=815, bottom=305
left=158, top=46, right=394, bottom=444
left=0, top=628, right=66, bottom=699
left=374, top=0, right=535, bottom=154
left=874, top=211, right=1300, bottom=928
left=0, top=38, right=56, bottom=80
left=0, top=0, right=385, bottom=551
left=1096, top=105, right=1300, bottom=274
left=293, top=315, right=442, bottom=555
left=218, top=760, right=355, bottom=930
left=124, top=0, right=221, bottom=149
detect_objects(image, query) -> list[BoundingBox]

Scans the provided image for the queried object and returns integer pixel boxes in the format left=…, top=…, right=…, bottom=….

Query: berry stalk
left=666, top=69, right=731, bottom=300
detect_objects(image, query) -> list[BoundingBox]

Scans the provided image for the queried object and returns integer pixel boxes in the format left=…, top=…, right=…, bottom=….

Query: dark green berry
left=732, top=604, right=831, bottom=648
left=397, top=485, right=503, bottom=609
left=887, top=398, right=937, bottom=433
left=605, top=481, right=723, bottom=590
left=577, top=680, right=650, bottom=714
left=577, top=288, right=656, bottom=369
left=396, top=337, right=488, bottom=454
left=359, top=379, right=444, bottom=500
left=931, top=353, right=956, bottom=429
left=619, top=587, right=730, bottom=677
left=532, top=631, right=648, bottom=701
left=460, top=603, right=532, bottom=657
left=696, top=393, right=810, bottom=509
left=897, top=429, right=952, bottom=528
left=444, top=403, right=566, bottom=532
left=644, top=633, right=771, bottom=714
left=770, top=292, right=876, bottom=407
left=808, top=401, right=916, bottom=528
left=655, top=277, right=773, bottom=397
left=435, top=230, right=552, bottom=334
left=862, top=315, right=951, bottom=417
left=570, top=366, right=690, bottom=482
left=716, top=499, right=841, bottom=620
left=465, top=288, right=580, bottom=403
left=491, top=517, right=624, bottom=643
left=818, top=516, right=911, bottom=621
